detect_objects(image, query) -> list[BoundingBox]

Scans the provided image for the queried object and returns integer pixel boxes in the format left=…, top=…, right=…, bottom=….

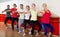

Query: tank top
left=24, top=11, right=30, bottom=20
left=41, top=10, right=51, bottom=24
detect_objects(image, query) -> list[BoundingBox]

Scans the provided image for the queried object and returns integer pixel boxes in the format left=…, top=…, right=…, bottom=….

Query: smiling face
left=26, top=5, right=30, bottom=11
left=20, top=4, right=23, bottom=9
left=7, top=5, right=10, bottom=9
left=13, top=4, right=17, bottom=8
left=42, top=3, right=47, bottom=9
left=31, top=3, right=36, bottom=9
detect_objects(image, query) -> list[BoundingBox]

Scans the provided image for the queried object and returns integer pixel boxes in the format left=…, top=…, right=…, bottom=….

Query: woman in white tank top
left=24, top=11, right=30, bottom=20
left=23, top=5, right=31, bottom=36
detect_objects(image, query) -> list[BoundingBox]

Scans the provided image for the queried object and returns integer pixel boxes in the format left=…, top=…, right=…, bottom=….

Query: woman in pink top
left=41, top=3, right=53, bottom=37
left=41, top=10, right=51, bottom=24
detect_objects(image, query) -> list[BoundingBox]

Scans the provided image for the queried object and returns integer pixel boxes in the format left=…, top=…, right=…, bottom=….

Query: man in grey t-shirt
left=2, top=5, right=11, bottom=28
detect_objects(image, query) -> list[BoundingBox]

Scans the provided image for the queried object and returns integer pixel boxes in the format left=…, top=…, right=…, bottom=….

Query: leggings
left=30, top=20, right=42, bottom=35
left=24, top=19, right=30, bottom=30
left=42, top=23, right=53, bottom=35
left=11, top=18, right=18, bottom=31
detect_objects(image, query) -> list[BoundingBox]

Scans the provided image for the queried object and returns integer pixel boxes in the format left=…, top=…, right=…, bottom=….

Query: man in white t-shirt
left=18, top=4, right=24, bottom=33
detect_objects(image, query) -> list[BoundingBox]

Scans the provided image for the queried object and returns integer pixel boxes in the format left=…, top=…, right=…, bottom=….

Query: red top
left=41, top=10, right=51, bottom=24
left=11, top=8, right=19, bottom=18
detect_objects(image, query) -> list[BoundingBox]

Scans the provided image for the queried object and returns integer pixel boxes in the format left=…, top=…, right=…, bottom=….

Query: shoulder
left=41, top=10, right=45, bottom=13
left=40, top=10, right=45, bottom=14
left=11, top=8, right=14, bottom=10
left=30, top=9, right=32, bottom=11
left=5, top=9, right=8, bottom=10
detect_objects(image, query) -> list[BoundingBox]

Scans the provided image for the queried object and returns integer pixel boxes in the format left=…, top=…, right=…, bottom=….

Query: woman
left=41, top=3, right=53, bottom=37
left=30, top=3, right=42, bottom=37
left=11, top=4, right=19, bottom=31
left=23, top=5, right=31, bottom=36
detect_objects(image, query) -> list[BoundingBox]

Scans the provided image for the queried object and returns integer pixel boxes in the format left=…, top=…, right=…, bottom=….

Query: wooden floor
left=0, top=22, right=59, bottom=37
left=0, top=30, right=59, bottom=37
left=1, top=28, right=44, bottom=37
left=0, top=22, right=44, bottom=37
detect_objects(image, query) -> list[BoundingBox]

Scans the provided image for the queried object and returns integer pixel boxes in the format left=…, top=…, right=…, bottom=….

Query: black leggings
left=4, top=17, right=12, bottom=26
left=30, top=20, right=42, bottom=35
left=24, top=19, right=30, bottom=30
left=11, top=18, right=18, bottom=31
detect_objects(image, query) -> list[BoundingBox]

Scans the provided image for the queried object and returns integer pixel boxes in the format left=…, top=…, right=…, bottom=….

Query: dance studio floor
left=0, top=22, right=58, bottom=37
left=0, top=22, right=44, bottom=37
left=0, top=28, right=45, bottom=37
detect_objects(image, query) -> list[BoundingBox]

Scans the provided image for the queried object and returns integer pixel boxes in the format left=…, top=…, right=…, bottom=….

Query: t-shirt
left=11, top=8, right=18, bottom=18
left=5, top=9, right=11, bottom=17
left=30, top=9, right=37, bottom=21
left=24, top=11, right=30, bottom=20
left=41, top=10, right=51, bottom=24
left=18, top=8, right=24, bottom=19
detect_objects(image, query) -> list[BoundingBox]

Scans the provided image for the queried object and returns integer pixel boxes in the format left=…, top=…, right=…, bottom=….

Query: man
left=2, top=5, right=11, bottom=29
left=18, top=4, right=25, bottom=33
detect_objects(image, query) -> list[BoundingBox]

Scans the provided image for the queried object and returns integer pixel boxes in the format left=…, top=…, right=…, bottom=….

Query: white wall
left=26, top=0, right=60, bottom=17
left=0, top=0, right=18, bottom=14
left=0, top=0, right=60, bottom=17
